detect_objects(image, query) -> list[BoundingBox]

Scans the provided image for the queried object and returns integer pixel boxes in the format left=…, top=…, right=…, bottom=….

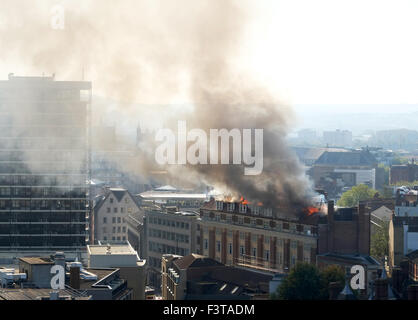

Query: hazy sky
left=244, top=0, right=418, bottom=108
left=1, top=0, right=418, bottom=113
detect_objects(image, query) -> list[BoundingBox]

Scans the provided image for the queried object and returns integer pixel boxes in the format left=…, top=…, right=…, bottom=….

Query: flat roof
left=88, top=244, right=137, bottom=256
left=139, top=191, right=207, bottom=200
left=19, top=257, right=54, bottom=265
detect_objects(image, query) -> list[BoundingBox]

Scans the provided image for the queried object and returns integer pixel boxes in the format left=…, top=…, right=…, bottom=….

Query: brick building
left=317, top=201, right=370, bottom=255
left=390, top=162, right=418, bottom=185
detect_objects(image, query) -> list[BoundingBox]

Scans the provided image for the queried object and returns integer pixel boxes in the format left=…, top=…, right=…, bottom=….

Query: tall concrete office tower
left=0, top=74, right=91, bottom=261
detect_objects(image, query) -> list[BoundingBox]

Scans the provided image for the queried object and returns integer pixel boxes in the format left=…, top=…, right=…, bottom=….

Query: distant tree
left=391, top=157, right=409, bottom=165
left=371, top=221, right=389, bottom=261
left=319, top=265, right=345, bottom=299
left=337, top=184, right=378, bottom=207
left=276, top=263, right=322, bottom=300
left=378, top=163, right=390, bottom=187
left=390, top=180, right=418, bottom=187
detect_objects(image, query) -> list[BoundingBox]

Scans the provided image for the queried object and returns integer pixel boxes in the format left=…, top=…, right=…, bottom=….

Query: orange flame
left=305, top=206, right=319, bottom=216
left=240, top=196, right=249, bottom=205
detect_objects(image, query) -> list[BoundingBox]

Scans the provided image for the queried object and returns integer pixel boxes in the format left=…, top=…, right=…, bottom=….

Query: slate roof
left=94, top=188, right=138, bottom=213
left=315, top=151, right=377, bottom=166
left=173, top=254, right=223, bottom=270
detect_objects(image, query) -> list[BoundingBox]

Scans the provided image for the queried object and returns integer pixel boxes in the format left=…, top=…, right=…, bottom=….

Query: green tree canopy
left=274, top=263, right=346, bottom=300
left=371, top=221, right=389, bottom=261
left=337, top=184, right=378, bottom=207
left=276, top=263, right=322, bottom=300
left=319, top=265, right=345, bottom=299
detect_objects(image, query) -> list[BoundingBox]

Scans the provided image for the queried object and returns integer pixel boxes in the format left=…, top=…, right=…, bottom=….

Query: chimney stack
left=374, top=278, right=388, bottom=300
left=327, top=200, right=335, bottom=253
left=328, top=281, right=343, bottom=300
left=327, top=200, right=334, bottom=221
left=70, top=264, right=80, bottom=290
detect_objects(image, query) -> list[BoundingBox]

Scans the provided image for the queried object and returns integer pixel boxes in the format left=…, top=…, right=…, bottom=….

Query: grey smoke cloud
left=0, top=0, right=313, bottom=209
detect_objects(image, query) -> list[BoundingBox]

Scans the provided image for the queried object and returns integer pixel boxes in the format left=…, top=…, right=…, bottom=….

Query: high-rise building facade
left=0, top=74, right=91, bottom=259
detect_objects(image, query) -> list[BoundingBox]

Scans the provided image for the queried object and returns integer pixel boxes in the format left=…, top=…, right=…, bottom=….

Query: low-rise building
left=161, top=253, right=273, bottom=300
left=87, top=241, right=146, bottom=300
left=309, top=150, right=377, bottom=199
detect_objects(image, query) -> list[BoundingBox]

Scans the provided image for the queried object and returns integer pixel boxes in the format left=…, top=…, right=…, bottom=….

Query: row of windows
left=0, top=211, right=86, bottom=223
left=0, top=236, right=85, bottom=247
left=109, top=197, right=130, bottom=204
left=0, top=163, right=87, bottom=174
left=103, top=216, right=126, bottom=224
left=148, top=241, right=189, bottom=256
left=102, top=226, right=127, bottom=234
left=102, top=235, right=126, bottom=242
left=0, top=187, right=86, bottom=198
left=148, top=228, right=189, bottom=243
left=106, top=207, right=132, bottom=214
left=203, top=212, right=314, bottom=235
left=0, top=175, right=86, bottom=186
left=205, top=241, right=309, bottom=266
left=0, top=150, right=86, bottom=162
left=203, top=238, right=312, bottom=255
left=0, top=138, right=86, bottom=150
left=0, top=199, right=86, bottom=210
left=148, top=215, right=190, bottom=230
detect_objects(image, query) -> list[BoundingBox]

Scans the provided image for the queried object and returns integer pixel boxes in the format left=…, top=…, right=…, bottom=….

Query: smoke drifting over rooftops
left=0, top=0, right=314, bottom=209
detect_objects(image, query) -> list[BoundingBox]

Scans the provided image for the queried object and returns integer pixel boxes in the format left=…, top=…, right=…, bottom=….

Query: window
left=117, top=226, right=121, bottom=233
left=121, top=207, right=124, bottom=213
left=112, top=227, right=116, bottom=233
left=117, top=217, right=121, bottom=223
left=252, top=248, right=257, bottom=257
left=103, top=227, right=107, bottom=233
left=204, top=239, right=208, bottom=250
left=112, top=217, right=116, bottom=223
left=107, top=207, right=110, bottom=213
left=110, top=198, right=114, bottom=204
left=114, top=207, right=118, bottom=213
left=240, top=246, right=244, bottom=255
left=228, top=243, right=232, bottom=255
left=216, top=241, right=221, bottom=252
left=122, top=226, right=126, bottom=233
left=265, top=250, right=270, bottom=261
left=103, top=217, right=107, bottom=224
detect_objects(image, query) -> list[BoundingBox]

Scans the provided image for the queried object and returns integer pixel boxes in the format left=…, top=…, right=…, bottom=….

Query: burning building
left=197, top=198, right=320, bottom=273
